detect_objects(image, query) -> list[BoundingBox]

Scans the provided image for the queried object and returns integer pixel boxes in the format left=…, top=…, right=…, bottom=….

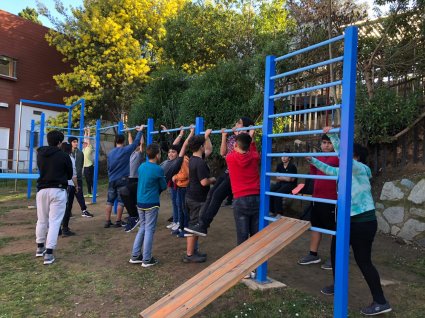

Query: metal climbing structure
left=258, top=26, right=358, bottom=318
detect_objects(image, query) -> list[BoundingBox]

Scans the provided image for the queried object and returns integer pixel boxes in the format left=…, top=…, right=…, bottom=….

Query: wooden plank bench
left=140, top=217, right=310, bottom=318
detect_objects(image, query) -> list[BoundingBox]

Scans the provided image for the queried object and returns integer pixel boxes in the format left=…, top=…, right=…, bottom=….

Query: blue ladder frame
left=258, top=26, right=358, bottom=318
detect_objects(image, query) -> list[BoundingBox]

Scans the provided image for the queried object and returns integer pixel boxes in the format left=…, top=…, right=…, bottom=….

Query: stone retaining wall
left=376, top=178, right=425, bottom=245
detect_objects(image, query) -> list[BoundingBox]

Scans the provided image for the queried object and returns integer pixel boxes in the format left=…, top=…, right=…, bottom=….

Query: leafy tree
left=355, top=85, right=420, bottom=145
left=37, top=0, right=186, bottom=121
left=162, top=0, right=292, bottom=73
left=18, top=7, right=42, bottom=25
left=128, top=66, right=189, bottom=129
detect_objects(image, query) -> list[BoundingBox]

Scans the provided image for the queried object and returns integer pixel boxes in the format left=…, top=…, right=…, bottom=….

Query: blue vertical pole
left=333, top=26, right=358, bottom=318
left=68, top=108, right=72, bottom=137
left=92, top=119, right=101, bottom=204
left=39, top=113, right=45, bottom=147
left=79, top=99, right=85, bottom=149
left=146, top=118, right=154, bottom=146
left=27, top=120, right=35, bottom=199
left=195, top=117, right=204, bottom=135
left=118, top=121, right=124, bottom=135
left=256, top=55, right=276, bottom=283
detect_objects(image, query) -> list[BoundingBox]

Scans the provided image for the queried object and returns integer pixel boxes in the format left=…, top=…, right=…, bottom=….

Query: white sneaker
left=171, top=222, right=180, bottom=231
left=166, top=222, right=175, bottom=229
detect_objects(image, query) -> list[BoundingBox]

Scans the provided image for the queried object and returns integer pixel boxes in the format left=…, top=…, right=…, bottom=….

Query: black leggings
left=331, top=220, right=386, bottom=304
left=269, top=182, right=296, bottom=214
left=119, top=178, right=138, bottom=218
left=62, top=185, right=74, bottom=229
left=84, top=165, right=94, bottom=194
left=199, top=172, right=232, bottom=228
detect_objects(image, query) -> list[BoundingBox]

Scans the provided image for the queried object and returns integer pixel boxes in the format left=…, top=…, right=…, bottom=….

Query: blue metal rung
left=0, top=173, right=39, bottom=180
left=267, top=152, right=338, bottom=158
left=151, top=126, right=193, bottom=134
left=64, top=135, right=95, bottom=139
left=122, top=126, right=140, bottom=132
left=269, top=128, right=340, bottom=138
left=266, top=191, right=337, bottom=205
left=99, top=124, right=119, bottom=130
left=266, top=172, right=338, bottom=181
left=270, top=81, right=342, bottom=100
left=203, top=125, right=263, bottom=134
left=20, top=99, right=70, bottom=109
left=269, top=104, right=341, bottom=119
left=274, top=34, right=344, bottom=62
left=310, top=227, right=336, bottom=236
left=271, top=56, right=344, bottom=80
left=46, top=126, right=80, bottom=131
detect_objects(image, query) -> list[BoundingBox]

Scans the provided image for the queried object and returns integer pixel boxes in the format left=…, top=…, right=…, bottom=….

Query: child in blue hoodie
left=308, top=126, right=391, bottom=316
left=129, top=143, right=167, bottom=267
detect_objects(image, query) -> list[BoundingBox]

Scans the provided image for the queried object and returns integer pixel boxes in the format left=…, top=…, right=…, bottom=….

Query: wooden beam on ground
left=140, top=217, right=310, bottom=318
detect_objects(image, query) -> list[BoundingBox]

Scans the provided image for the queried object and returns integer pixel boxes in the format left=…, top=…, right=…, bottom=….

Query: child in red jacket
left=226, top=132, right=260, bottom=247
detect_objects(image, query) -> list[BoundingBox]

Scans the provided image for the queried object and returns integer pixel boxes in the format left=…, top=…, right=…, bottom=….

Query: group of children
left=34, top=120, right=391, bottom=315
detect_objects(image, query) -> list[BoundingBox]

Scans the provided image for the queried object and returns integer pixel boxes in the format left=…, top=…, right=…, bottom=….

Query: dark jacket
left=37, top=146, right=73, bottom=191
left=71, top=148, right=84, bottom=180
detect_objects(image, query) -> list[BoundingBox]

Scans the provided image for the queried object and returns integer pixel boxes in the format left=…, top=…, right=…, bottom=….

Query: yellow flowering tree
left=39, top=0, right=186, bottom=120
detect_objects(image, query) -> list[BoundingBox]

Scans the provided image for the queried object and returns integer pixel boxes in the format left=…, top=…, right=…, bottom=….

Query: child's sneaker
left=298, top=253, right=321, bottom=265
left=113, top=220, right=126, bottom=228
left=43, top=253, right=55, bottom=265
left=182, top=254, right=206, bottom=263
left=166, top=222, right=176, bottom=229
left=321, top=259, right=333, bottom=270
left=82, top=210, right=94, bottom=218
left=360, top=302, right=392, bottom=316
left=104, top=220, right=113, bottom=228
left=129, top=254, right=143, bottom=264
left=124, top=217, right=140, bottom=232
left=171, top=222, right=180, bottom=231
left=142, top=257, right=158, bottom=268
left=35, top=246, right=46, bottom=257
left=320, top=285, right=334, bottom=296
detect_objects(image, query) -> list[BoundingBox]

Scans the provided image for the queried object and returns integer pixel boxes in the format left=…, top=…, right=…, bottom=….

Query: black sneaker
left=62, top=228, right=76, bottom=237
left=194, top=250, right=207, bottom=258
left=129, top=254, right=143, bottom=264
left=321, top=285, right=334, bottom=296
left=360, top=302, right=392, bottom=316
left=142, top=257, right=158, bottom=268
left=104, top=220, right=113, bottom=228
left=183, top=254, right=206, bottom=263
left=35, top=246, right=46, bottom=257
left=113, top=220, right=126, bottom=228
left=82, top=210, right=94, bottom=218
left=124, top=217, right=140, bottom=232
left=184, top=224, right=207, bottom=237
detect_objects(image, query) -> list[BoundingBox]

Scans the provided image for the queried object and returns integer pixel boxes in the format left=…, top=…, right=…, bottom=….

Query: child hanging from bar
left=183, top=129, right=215, bottom=263
left=225, top=130, right=260, bottom=278
left=307, top=126, right=392, bottom=316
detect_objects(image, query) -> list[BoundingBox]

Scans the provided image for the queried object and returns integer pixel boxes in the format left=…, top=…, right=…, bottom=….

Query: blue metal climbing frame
left=257, top=26, right=358, bottom=318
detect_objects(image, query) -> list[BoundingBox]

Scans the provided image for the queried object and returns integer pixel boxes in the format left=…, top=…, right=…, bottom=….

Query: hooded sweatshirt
left=226, top=142, right=260, bottom=199
left=37, top=146, right=73, bottom=191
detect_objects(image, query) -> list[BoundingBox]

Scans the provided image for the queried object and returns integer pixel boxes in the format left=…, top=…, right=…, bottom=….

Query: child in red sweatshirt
left=225, top=132, right=260, bottom=246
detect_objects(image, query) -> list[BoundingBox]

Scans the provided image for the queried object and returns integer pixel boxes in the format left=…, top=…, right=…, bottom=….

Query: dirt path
left=0, top=190, right=424, bottom=317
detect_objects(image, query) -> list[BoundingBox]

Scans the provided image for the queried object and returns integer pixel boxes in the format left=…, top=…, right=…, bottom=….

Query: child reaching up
left=308, top=126, right=392, bottom=316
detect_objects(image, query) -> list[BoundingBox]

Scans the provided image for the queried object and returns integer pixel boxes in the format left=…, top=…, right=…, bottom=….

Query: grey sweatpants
left=36, top=188, right=67, bottom=250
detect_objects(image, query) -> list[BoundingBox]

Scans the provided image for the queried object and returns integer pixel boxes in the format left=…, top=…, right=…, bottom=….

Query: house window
left=26, top=130, right=39, bottom=148
left=0, top=56, right=17, bottom=79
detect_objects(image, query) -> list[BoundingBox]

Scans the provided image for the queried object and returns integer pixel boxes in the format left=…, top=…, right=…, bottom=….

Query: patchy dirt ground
left=0, top=188, right=424, bottom=317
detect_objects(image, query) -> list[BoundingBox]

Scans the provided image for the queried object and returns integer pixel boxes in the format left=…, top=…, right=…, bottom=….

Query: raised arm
left=84, top=128, right=91, bottom=146
left=179, top=126, right=194, bottom=157
left=204, top=129, right=213, bottom=158
left=220, top=128, right=228, bottom=157
left=173, top=126, right=185, bottom=145
left=323, top=126, right=340, bottom=153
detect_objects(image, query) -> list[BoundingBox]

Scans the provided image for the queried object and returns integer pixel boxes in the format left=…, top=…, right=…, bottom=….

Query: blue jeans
left=176, top=187, right=188, bottom=229
left=131, top=207, right=159, bottom=261
left=233, top=195, right=260, bottom=245
left=170, top=187, right=179, bottom=223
